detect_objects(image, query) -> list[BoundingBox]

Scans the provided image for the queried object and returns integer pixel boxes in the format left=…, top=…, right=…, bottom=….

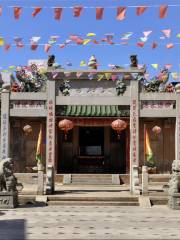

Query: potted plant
left=145, top=156, right=156, bottom=174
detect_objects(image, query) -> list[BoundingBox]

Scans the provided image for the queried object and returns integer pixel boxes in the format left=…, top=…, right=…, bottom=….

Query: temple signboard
left=10, top=100, right=45, bottom=109
left=141, top=100, right=175, bottom=110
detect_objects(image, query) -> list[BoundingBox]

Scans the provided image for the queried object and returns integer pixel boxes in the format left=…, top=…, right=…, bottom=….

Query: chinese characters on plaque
left=47, top=99, right=54, bottom=164
left=11, top=100, right=45, bottom=109
left=141, top=100, right=175, bottom=110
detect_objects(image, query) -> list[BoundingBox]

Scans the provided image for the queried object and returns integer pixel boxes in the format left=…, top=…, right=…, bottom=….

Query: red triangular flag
left=32, top=7, right=42, bottom=17
left=136, top=6, right=147, bottom=16
left=44, top=44, right=51, bottom=53
left=93, top=40, right=99, bottom=44
left=117, top=7, right=126, bottom=20
left=14, top=7, right=22, bottom=19
left=159, top=5, right=168, bottom=18
left=0, top=6, right=2, bottom=16
left=137, top=42, right=145, bottom=47
left=166, top=43, right=174, bottom=49
left=31, top=43, right=38, bottom=50
left=73, top=6, right=83, bottom=17
left=4, top=44, right=11, bottom=51
left=96, top=7, right=104, bottom=20
left=54, top=7, right=63, bottom=20
left=152, top=42, right=158, bottom=49
left=76, top=38, right=84, bottom=45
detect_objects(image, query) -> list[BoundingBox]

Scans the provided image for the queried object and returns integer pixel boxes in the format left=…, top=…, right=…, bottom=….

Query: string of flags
left=0, top=29, right=180, bottom=52
left=0, top=4, right=178, bottom=20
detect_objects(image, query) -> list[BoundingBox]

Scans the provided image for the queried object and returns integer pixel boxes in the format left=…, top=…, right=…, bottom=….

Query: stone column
left=1, top=90, right=10, bottom=159
left=130, top=80, right=140, bottom=194
left=46, top=80, right=56, bottom=194
left=175, top=94, right=180, bottom=161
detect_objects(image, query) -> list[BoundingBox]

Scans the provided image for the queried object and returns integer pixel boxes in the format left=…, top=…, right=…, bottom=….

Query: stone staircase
left=70, top=174, right=119, bottom=185
left=46, top=195, right=139, bottom=206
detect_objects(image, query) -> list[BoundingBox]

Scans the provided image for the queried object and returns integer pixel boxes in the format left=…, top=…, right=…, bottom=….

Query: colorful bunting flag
left=97, top=74, right=104, bottom=81
left=54, top=7, right=63, bottom=20
left=143, top=31, right=152, bottom=38
left=140, top=37, right=148, bottom=42
left=0, top=37, right=4, bottom=46
left=87, top=33, right=96, bottom=37
left=176, top=34, right=180, bottom=38
left=159, top=5, right=168, bottom=18
left=76, top=38, right=84, bottom=45
left=4, top=44, right=11, bottom=51
left=44, top=44, right=51, bottom=53
left=136, top=6, right=147, bottom=16
left=83, top=39, right=91, bottom=45
left=105, top=33, right=114, bottom=42
left=73, top=6, right=83, bottom=17
left=0, top=6, right=2, bottom=16
left=80, top=61, right=86, bottom=67
left=30, top=36, right=41, bottom=50
left=14, top=37, right=24, bottom=48
left=152, top=42, right=158, bottom=49
left=137, top=42, right=145, bottom=47
left=162, top=29, right=171, bottom=38
left=166, top=43, right=174, bottom=49
left=14, top=7, right=22, bottom=19
left=49, top=36, right=59, bottom=45
left=171, top=72, right=178, bottom=80
left=93, top=40, right=99, bottom=44
left=59, top=44, right=65, bottom=48
left=117, top=7, right=126, bottom=20
left=96, top=7, right=104, bottom=20
left=32, top=7, right=42, bottom=17
left=151, top=64, right=158, bottom=70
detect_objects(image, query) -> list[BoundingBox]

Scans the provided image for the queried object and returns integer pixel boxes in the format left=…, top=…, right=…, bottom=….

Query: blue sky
left=0, top=0, right=180, bottom=79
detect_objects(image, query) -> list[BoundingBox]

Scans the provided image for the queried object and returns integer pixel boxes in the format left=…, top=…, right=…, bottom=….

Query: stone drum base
left=0, top=192, right=18, bottom=209
left=168, top=193, right=180, bottom=210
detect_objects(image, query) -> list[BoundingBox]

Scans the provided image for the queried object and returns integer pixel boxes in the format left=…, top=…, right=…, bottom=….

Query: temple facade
left=0, top=60, right=180, bottom=194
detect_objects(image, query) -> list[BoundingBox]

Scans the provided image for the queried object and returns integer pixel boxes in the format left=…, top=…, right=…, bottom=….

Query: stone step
left=148, top=182, right=168, bottom=186
left=149, top=196, right=168, bottom=205
left=47, top=201, right=139, bottom=206
left=47, top=196, right=139, bottom=202
left=71, top=174, right=113, bottom=185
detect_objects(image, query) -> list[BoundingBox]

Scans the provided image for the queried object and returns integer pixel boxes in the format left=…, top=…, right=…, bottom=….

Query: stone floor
left=0, top=205, right=180, bottom=240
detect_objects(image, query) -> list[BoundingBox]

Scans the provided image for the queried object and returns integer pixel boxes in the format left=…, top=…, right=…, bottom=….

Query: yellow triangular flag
left=83, top=39, right=91, bottom=45
left=151, top=64, right=158, bottom=70
left=87, top=33, right=96, bottom=37
left=171, top=72, right=178, bottom=80
left=80, top=61, right=87, bottom=67
left=176, top=34, right=180, bottom=38
left=97, top=74, right=104, bottom=81
left=105, top=72, right=112, bottom=80
left=0, top=37, right=4, bottom=46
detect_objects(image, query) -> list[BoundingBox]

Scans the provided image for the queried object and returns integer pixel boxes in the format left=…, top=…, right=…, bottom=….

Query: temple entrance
left=77, top=127, right=104, bottom=173
left=58, top=124, right=127, bottom=174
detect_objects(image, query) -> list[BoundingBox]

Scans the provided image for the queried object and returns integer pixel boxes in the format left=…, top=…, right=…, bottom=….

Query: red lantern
left=152, top=125, right=161, bottom=135
left=58, top=119, right=74, bottom=140
left=111, top=119, right=127, bottom=139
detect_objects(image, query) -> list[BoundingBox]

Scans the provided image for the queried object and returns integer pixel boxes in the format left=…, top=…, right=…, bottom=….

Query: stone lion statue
left=168, top=160, right=180, bottom=208
left=0, top=158, right=17, bottom=192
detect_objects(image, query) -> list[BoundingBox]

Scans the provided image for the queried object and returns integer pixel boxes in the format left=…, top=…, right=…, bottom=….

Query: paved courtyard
left=0, top=205, right=180, bottom=240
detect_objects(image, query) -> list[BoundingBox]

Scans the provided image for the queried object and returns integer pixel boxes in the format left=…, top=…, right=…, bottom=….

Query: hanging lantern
left=111, top=119, right=127, bottom=139
left=152, top=125, right=161, bottom=135
left=23, top=125, right=32, bottom=135
left=58, top=119, right=74, bottom=140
